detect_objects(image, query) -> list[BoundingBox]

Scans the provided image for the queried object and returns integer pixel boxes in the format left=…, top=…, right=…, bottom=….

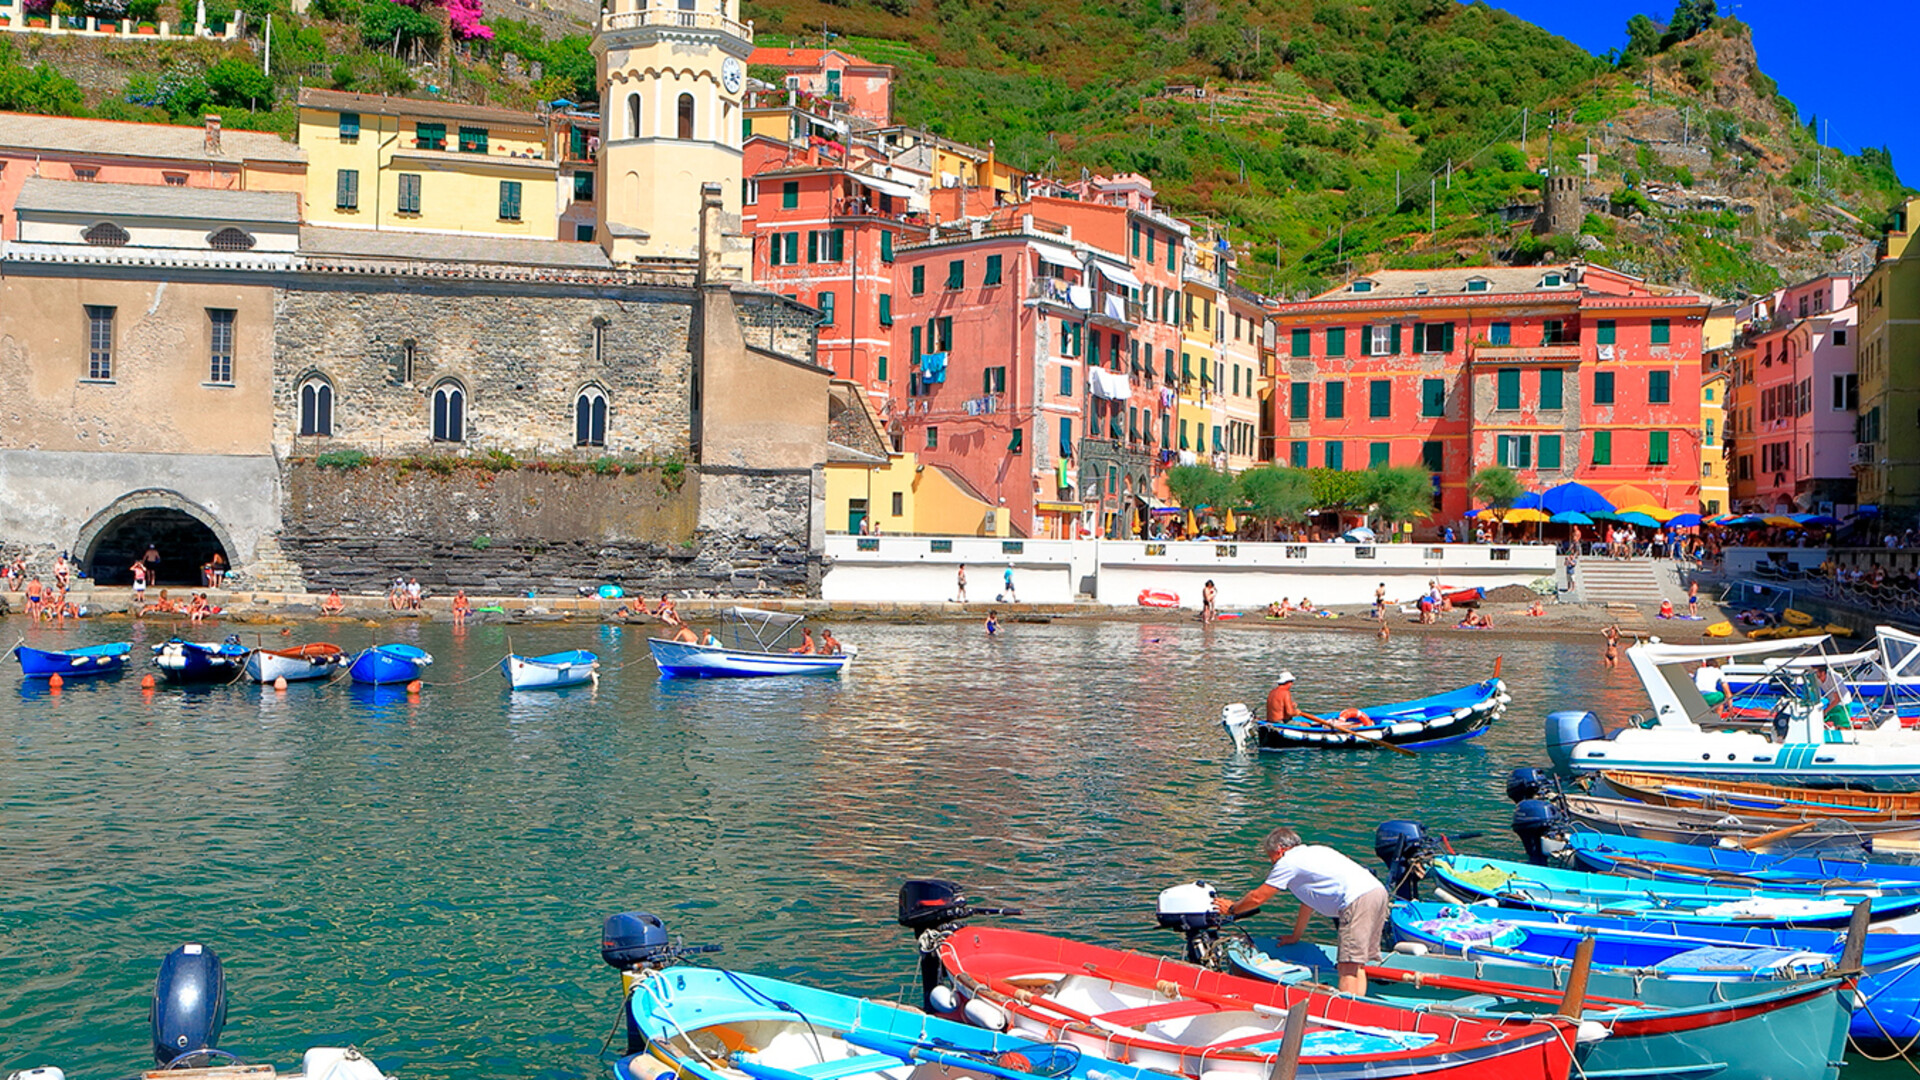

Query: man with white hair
left=1215, top=826, right=1389, bottom=994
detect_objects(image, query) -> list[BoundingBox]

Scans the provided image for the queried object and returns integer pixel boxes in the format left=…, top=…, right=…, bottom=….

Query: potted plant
left=27, top=15, right=49, bottom=24
left=136, top=19, right=155, bottom=30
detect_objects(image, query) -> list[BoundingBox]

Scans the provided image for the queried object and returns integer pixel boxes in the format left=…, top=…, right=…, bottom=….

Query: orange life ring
left=1338, top=708, right=1369, bottom=724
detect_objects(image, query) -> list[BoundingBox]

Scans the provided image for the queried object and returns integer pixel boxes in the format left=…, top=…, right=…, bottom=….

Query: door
left=848, top=499, right=868, bottom=534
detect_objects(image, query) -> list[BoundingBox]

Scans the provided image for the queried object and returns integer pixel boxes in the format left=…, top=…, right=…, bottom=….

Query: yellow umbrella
left=1605, top=484, right=1661, bottom=508
left=1504, top=508, right=1552, bottom=524
left=1763, top=515, right=1802, bottom=528
left=1224, top=508, right=1237, bottom=534
left=1615, top=504, right=1680, bottom=523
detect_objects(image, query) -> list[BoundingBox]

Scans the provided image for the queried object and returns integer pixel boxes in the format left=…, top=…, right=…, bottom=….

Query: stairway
left=1571, top=557, right=1669, bottom=606
left=239, top=536, right=308, bottom=593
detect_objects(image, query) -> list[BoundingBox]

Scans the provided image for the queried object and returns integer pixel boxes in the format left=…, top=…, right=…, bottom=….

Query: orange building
left=746, top=47, right=895, bottom=126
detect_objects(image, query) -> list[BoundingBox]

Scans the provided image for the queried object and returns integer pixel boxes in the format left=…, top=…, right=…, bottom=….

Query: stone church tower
left=594, top=0, right=753, bottom=276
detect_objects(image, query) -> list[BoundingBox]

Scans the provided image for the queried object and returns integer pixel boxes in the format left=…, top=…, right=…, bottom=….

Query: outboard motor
left=151, top=944, right=226, bottom=1067
left=1544, top=711, right=1602, bottom=772
left=1375, top=820, right=1430, bottom=901
left=1511, top=799, right=1566, bottom=866
left=600, top=912, right=721, bottom=1055
left=897, top=880, right=1020, bottom=1014
left=1505, top=766, right=1556, bottom=804
left=1155, top=882, right=1226, bottom=967
left=1220, top=704, right=1254, bottom=751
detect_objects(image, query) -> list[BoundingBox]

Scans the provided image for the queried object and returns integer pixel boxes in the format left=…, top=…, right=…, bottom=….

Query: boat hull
left=244, top=646, right=347, bottom=683
left=1596, top=770, right=1920, bottom=819
left=153, top=641, right=248, bottom=683
left=1562, top=832, right=1920, bottom=895
left=648, top=638, right=850, bottom=678
left=1562, top=725, right=1920, bottom=791
left=500, top=651, right=598, bottom=689
left=348, top=646, right=432, bottom=686
left=13, top=643, right=130, bottom=678
left=1237, top=678, right=1508, bottom=751
left=1558, top=792, right=1920, bottom=853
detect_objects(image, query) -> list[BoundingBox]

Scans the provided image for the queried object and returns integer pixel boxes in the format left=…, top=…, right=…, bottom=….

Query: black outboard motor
left=897, top=880, right=1020, bottom=1013
left=1505, top=766, right=1557, bottom=804
left=1511, top=799, right=1564, bottom=866
left=151, top=944, right=226, bottom=1067
left=1375, top=820, right=1430, bottom=901
left=600, top=911, right=721, bottom=1055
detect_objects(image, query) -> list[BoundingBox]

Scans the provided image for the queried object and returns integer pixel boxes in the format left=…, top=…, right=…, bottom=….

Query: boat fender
left=963, top=997, right=1008, bottom=1031
left=8, top=1069, right=64, bottom=1080
left=1451, top=707, right=1472, bottom=721
left=1391, top=941, right=1428, bottom=957
left=1575, top=1021, right=1609, bottom=1046
left=928, top=985, right=959, bottom=1013
left=302, top=1048, right=385, bottom=1080
left=1388, top=722, right=1421, bottom=737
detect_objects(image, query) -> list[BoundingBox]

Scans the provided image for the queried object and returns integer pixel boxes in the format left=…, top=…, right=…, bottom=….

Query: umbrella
left=1541, top=482, right=1614, bottom=515
left=1604, top=484, right=1661, bottom=508
left=1341, top=526, right=1376, bottom=543
left=1550, top=511, right=1594, bottom=525
left=1791, top=513, right=1841, bottom=527
left=1615, top=504, right=1679, bottom=522
left=1463, top=508, right=1481, bottom=518
left=1616, top=511, right=1662, bottom=529
left=1763, top=515, right=1802, bottom=528
left=1667, top=513, right=1703, bottom=527
left=1513, top=491, right=1545, bottom=510
left=1505, top=508, right=1551, bottom=524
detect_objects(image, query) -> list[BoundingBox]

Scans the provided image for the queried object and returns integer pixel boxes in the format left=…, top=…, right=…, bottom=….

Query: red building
left=746, top=47, right=895, bottom=126
left=1268, top=263, right=1709, bottom=526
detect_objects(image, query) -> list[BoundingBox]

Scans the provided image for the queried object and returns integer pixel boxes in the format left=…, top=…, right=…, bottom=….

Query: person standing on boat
left=1215, top=827, right=1389, bottom=996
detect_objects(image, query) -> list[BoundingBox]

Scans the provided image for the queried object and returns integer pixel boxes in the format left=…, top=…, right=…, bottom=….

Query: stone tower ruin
left=1535, top=175, right=1583, bottom=236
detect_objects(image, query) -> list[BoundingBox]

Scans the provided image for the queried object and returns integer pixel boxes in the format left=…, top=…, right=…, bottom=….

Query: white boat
left=244, top=642, right=350, bottom=683
left=648, top=607, right=850, bottom=679
left=1717, top=625, right=1920, bottom=702
left=1549, top=636, right=1920, bottom=790
left=500, top=649, right=599, bottom=689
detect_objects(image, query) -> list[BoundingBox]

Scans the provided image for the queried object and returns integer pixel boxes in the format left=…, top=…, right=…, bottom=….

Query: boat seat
left=753, top=1053, right=909, bottom=1080
left=1098, top=999, right=1225, bottom=1027
left=1653, top=946, right=1825, bottom=974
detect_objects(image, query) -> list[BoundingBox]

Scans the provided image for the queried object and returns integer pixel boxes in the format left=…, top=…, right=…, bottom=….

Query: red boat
left=1138, top=590, right=1181, bottom=609
left=937, top=927, right=1577, bottom=1080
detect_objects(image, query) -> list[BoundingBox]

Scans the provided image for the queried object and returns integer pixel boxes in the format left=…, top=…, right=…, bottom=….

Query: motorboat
left=244, top=642, right=349, bottom=683
left=152, top=637, right=250, bottom=683
left=1559, top=831, right=1920, bottom=895
left=12, top=640, right=130, bottom=678
left=1715, top=625, right=1920, bottom=702
left=1553, top=789, right=1920, bottom=853
left=649, top=607, right=850, bottom=679
left=1596, top=769, right=1920, bottom=820
left=1221, top=676, right=1508, bottom=751
left=500, top=649, right=598, bottom=689
left=347, top=643, right=433, bottom=686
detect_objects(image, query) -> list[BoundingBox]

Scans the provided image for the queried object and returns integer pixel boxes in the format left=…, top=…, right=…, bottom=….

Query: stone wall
left=280, top=460, right=816, bottom=595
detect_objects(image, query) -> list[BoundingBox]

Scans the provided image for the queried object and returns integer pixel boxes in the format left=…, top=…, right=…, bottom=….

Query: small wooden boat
left=1444, top=586, right=1484, bottom=607
left=1229, top=935, right=1855, bottom=1076
left=1562, top=831, right=1920, bottom=895
left=937, top=926, right=1580, bottom=1080
left=152, top=638, right=250, bottom=683
left=13, top=641, right=131, bottom=678
left=1596, top=769, right=1920, bottom=819
left=620, top=966, right=1174, bottom=1080
left=500, top=649, right=598, bottom=689
left=1429, top=853, right=1920, bottom=928
left=649, top=607, right=850, bottom=679
left=1560, top=791, right=1920, bottom=853
left=244, top=642, right=348, bottom=683
left=348, top=643, right=433, bottom=686
left=1222, top=677, right=1508, bottom=751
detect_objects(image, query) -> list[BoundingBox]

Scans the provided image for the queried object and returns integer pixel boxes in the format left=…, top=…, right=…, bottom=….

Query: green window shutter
left=1441, top=323, right=1455, bottom=351
left=878, top=294, right=892, bottom=326
left=877, top=356, right=889, bottom=382
left=807, top=231, right=819, bottom=262
left=1421, top=440, right=1443, bottom=471
left=1326, top=327, right=1346, bottom=357
left=1060, top=366, right=1072, bottom=396
left=1421, top=378, right=1445, bottom=417
left=1388, top=323, right=1402, bottom=355
left=984, top=254, right=1002, bottom=286
left=1360, top=326, right=1374, bottom=357
left=1369, top=442, right=1389, bottom=468
left=831, top=229, right=845, bottom=261
left=1490, top=322, right=1510, bottom=345
left=947, top=260, right=964, bottom=289
left=1596, top=320, right=1616, bottom=345
left=1540, top=368, right=1564, bottom=411
left=1291, top=441, right=1308, bottom=467
left=784, top=232, right=799, bottom=263
left=911, top=265, right=924, bottom=295
left=1649, top=369, right=1671, bottom=403
left=1291, top=328, right=1310, bottom=358
left=1145, top=230, right=1155, bottom=261
left=1166, top=238, right=1175, bottom=272
left=1517, top=434, right=1531, bottom=468
left=1592, top=430, right=1612, bottom=465
left=1164, top=349, right=1175, bottom=384
left=335, top=169, right=358, bottom=210
left=880, top=230, right=893, bottom=263
left=458, top=126, right=488, bottom=153
left=1089, top=330, right=1102, bottom=366
left=1131, top=223, right=1140, bottom=257
left=415, top=122, right=444, bottom=150
left=1325, top=381, right=1344, bottom=419
left=499, top=180, right=521, bottom=221
left=1539, top=434, right=1562, bottom=470
left=818, top=292, right=835, bottom=324
left=1649, top=430, right=1670, bottom=465
left=1325, top=441, right=1344, bottom=469
left=1412, top=323, right=1427, bottom=353
left=1651, top=318, right=1671, bottom=345
left=1594, top=370, right=1615, bottom=404
left=782, top=181, right=798, bottom=208
left=939, top=317, right=952, bottom=351
left=1497, top=368, right=1520, bottom=410
left=1290, top=381, right=1309, bottom=420
left=1180, top=420, right=1189, bottom=450
left=1369, top=379, right=1390, bottom=418
left=339, top=112, right=360, bottom=139
left=911, top=325, right=923, bottom=360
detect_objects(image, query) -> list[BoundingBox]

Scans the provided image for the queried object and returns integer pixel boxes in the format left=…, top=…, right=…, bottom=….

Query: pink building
left=0, top=112, right=306, bottom=242
left=746, top=48, right=895, bottom=126
left=1737, top=274, right=1858, bottom=513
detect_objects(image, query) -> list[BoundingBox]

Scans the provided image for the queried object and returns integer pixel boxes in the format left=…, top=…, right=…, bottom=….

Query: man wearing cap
left=1266, top=671, right=1301, bottom=721
left=1215, top=826, right=1389, bottom=995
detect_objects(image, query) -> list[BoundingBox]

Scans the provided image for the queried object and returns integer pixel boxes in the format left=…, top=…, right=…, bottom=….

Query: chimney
left=204, top=114, right=222, bottom=155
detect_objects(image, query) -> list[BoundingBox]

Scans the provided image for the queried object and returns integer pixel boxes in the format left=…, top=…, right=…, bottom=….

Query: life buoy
left=1338, top=708, right=1369, bottom=724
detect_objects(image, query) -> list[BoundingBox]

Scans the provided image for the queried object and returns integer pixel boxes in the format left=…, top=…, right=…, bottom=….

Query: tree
left=1306, top=468, right=1368, bottom=511
left=360, top=0, right=441, bottom=53
left=1166, top=464, right=1233, bottom=517
left=206, top=56, right=273, bottom=109
left=1235, top=466, right=1314, bottom=534
left=1470, top=465, right=1524, bottom=535
left=1663, top=0, right=1715, bottom=46
left=1363, top=465, right=1433, bottom=536
left=1619, top=12, right=1662, bottom=65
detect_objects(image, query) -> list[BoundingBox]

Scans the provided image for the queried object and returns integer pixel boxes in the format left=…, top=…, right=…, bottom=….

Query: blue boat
left=348, top=643, right=433, bottom=686
left=1221, top=676, right=1508, bottom=751
left=1391, top=901, right=1920, bottom=1042
left=152, top=638, right=250, bottom=683
left=500, top=649, right=598, bottom=689
left=1429, top=853, right=1920, bottom=928
left=1563, top=832, right=1920, bottom=896
left=13, top=641, right=131, bottom=678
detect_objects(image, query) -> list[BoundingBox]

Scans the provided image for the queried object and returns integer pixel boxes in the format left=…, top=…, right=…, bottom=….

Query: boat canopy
left=1631, top=637, right=1831, bottom=730
left=722, top=606, right=806, bottom=650
left=1881, top=626, right=1920, bottom=683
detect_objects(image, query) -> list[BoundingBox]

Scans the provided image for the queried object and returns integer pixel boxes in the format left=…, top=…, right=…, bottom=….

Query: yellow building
left=297, top=89, right=560, bottom=240
left=1700, top=370, right=1729, bottom=515
left=1856, top=197, right=1920, bottom=520
left=1177, top=232, right=1227, bottom=467
left=1223, top=287, right=1265, bottom=472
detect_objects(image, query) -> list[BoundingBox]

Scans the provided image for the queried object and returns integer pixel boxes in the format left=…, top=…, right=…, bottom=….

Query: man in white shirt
left=1214, top=826, right=1390, bottom=995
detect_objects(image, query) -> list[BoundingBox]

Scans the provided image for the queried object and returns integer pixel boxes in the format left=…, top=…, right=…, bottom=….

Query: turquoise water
left=0, top=617, right=1890, bottom=1078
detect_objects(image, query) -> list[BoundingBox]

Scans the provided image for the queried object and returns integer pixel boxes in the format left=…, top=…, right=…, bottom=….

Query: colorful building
left=1855, top=197, right=1920, bottom=523
left=746, top=47, right=894, bottom=126
left=1728, top=275, right=1857, bottom=515
left=548, top=105, right=601, bottom=243
left=1225, top=288, right=1270, bottom=472
left=1269, top=263, right=1709, bottom=526
left=1700, top=369, right=1729, bottom=516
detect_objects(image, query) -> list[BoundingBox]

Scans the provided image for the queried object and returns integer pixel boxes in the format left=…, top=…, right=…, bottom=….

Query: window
left=1291, top=441, right=1309, bottom=467
left=934, top=316, right=952, bottom=352
left=1538, top=434, right=1562, bottom=470
left=1834, top=329, right=1848, bottom=346
left=1466, top=279, right=1488, bottom=293
left=1704, top=418, right=1716, bottom=445
left=781, top=180, right=799, bottom=209
left=911, top=265, right=925, bottom=295
left=984, top=254, right=1003, bottom=286
left=398, top=339, right=418, bottom=384
left=575, top=171, right=595, bottom=201
left=1543, top=273, right=1562, bottom=287
left=1648, top=430, right=1670, bottom=465
left=335, top=110, right=363, bottom=144
left=575, top=386, right=608, bottom=446
left=335, top=167, right=364, bottom=211
left=892, top=492, right=904, bottom=516
left=1059, top=366, right=1073, bottom=396
left=1369, top=442, right=1390, bottom=468
left=1421, top=440, right=1443, bottom=471
left=1833, top=373, right=1858, bottom=411
left=299, top=376, right=334, bottom=437
left=1647, top=369, right=1671, bottom=404
left=163, top=172, right=188, bottom=186
left=677, top=94, right=695, bottom=139
left=878, top=294, right=893, bottom=327
left=1497, top=434, right=1532, bottom=468
left=1351, top=280, right=1373, bottom=293
left=1413, top=322, right=1454, bottom=353
left=1420, top=378, right=1446, bottom=417
left=1325, top=441, right=1344, bottom=469
left=1326, top=326, right=1346, bottom=358
left=946, top=259, right=965, bottom=290
left=73, top=167, right=97, bottom=181
left=1290, top=381, right=1309, bottom=420
left=1651, top=318, right=1670, bottom=346
left=982, top=366, right=1006, bottom=394
left=877, top=356, right=889, bottom=383
left=627, top=94, right=642, bottom=138
left=397, top=173, right=422, bottom=215
left=1364, top=324, right=1395, bottom=355
left=1595, top=320, right=1616, bottom=345
left=1489, top=322, right=1511, bottom=346
left=1369, top=379, right=1390, bottom=418
left=1145, top=229, right=1155, bottom=262
left=817, top=292, right=835, bottom=325
left=880, top=230, right=894, bottom=263
left=1532, top=367, right=1563, bottom=412
left=1180, top=420, right=1189, bottom=449
left=1496, top=368, right=1521, bottom=410
left=830, top=229, right=845, bottom=261
left=1591, top=429, right=1612, bottom=465
left=1325, top=380, right=1345, bottom=419
left=84, top=305, right=114, bottom=380
left=458, top=126, right=488, bottom=154
left=1291, top=328, right=1310, bottom=358
left=415, top=122, right=446, bottom=151
left=499, top=180, right=523, bottom=222
left=207, top=309, right=234, bottom=384
left=926, top=426, right=938, bottom=450
left=1131, top=223, right=1140, bottom=256
left=431, top=382, right=466, bottom=442
left=83, top=222, right=129, bottom=246
left=1593, top=370, right=1615, bottom=405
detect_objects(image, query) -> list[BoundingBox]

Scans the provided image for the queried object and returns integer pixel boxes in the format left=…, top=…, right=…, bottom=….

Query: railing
left=600, top=7, right=752, bottom=37
left=1028, top=277, right=1086, bottom=309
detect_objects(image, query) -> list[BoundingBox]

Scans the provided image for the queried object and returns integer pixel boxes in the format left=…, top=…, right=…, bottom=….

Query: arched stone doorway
left=77, top=491, right=235, bottom=587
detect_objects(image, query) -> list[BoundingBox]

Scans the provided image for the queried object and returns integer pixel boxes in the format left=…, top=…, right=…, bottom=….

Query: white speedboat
left=1716, top=625, right=1920, bottom=702
left=1549, top=637, right=1920, bottom=790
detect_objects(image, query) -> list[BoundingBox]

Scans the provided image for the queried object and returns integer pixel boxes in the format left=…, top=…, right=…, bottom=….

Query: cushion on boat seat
left=1652, top=946, right=1829, bottom=975
left=1099, top=998, right=1224, bottom=1027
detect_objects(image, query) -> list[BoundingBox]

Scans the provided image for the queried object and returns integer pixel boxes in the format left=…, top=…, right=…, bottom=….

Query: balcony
left=600, top=7, right=752, bottom=37
left=1089, top=292, right=1140, bottom=329
left=1028, top=277, right=1086, bottom=311
left=1469, top=344, right=1583, bottom=365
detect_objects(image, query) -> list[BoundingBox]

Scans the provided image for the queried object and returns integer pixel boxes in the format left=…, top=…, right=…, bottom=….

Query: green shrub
left=315, top=449, right=369, bottom=469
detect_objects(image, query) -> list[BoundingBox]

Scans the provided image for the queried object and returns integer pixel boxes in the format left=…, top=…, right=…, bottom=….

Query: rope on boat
left=1851, top=1002, right=1920, bottom=1071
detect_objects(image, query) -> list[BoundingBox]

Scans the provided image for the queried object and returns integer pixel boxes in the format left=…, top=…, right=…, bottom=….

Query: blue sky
left=1479, top=0, right=1913, bottom=188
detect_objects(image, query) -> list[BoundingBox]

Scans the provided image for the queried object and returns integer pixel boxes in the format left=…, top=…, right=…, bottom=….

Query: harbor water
left=0, top=617, right=1898, bottom=1079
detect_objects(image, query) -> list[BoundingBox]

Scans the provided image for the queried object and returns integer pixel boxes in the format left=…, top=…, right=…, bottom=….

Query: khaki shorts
left=1334, top=888, right=1390, bottom=965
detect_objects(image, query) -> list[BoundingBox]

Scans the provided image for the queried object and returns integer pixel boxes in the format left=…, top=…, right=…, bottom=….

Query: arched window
left=299, top=376, right=334, bottom=437
left=627, top=92, right=642, bottom=139
left=207, top=227, right=256, bottom=251
left=575, top=386, right=608, bottom=447
left=84, top=222, right=129, bottom=246
left=431, top=381, right=466, bottom=443
left=677, top=93, right=695, bottom=140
